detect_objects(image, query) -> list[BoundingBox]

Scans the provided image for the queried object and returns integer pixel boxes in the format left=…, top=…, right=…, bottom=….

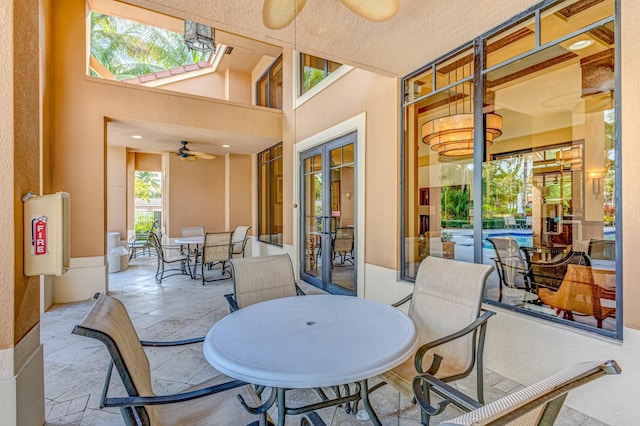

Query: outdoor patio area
left=42, top=256, right=609, bottom=425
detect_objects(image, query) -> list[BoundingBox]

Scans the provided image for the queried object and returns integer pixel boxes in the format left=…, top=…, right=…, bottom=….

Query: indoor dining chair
left=72, top=293, right=269, bottom=426
left=373, top=256, right=495, bottom=425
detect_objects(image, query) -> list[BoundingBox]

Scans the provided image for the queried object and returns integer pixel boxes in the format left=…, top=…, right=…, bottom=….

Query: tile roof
left=122, top=60, right=211, bottom=84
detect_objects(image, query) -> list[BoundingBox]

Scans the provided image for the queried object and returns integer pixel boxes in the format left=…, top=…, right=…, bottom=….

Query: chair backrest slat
left=203, top=232, right=232, bottom=264
left=230, top=254, right=297, bottom=309
left=409, top=257, right=493, bottom=374
left=73, top=294, right=156, bottom=423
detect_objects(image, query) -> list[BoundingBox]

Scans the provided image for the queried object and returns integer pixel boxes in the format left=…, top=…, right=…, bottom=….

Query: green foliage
left=134, top=215, right=156, bottom=234
left=441, top=231, right=453, bottom=242
left=134, top=171, right=161, bottom=202
left=90, top=12, right=207, bottom=80
left=482, top=157, right=524, bottom=217
left=441, top=186, right=469, bottom=220
left=303, top=68, right=327, bottom=93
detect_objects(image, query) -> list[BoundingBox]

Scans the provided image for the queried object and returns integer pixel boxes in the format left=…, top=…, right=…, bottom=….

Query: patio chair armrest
left=392, top=293, right=413, bottom=308
left=140, top=336, right=204, bottom=347
left=224, top=293, right=239, bottom=312
left=414, top=309, right=496, bottom=373
left=103, top=379, right=248, bottom=408
left=300, top=411, right=327, bottom=426
left=412, top=373, right=482, bottom=415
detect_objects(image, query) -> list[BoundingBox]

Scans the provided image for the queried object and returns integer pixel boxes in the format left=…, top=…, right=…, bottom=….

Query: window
left=299, top=53, right=342, bottom=96
left=257, top=55, right=283, bottom=109
left=401, top=0, right=619, bottom=338
left=258, top=143, right=283, bottom=245
left=89, top=12, right=212, bottom=81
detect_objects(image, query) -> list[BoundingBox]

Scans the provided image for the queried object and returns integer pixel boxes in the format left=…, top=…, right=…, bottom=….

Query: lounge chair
left=538, top=264, right=615, bottom=328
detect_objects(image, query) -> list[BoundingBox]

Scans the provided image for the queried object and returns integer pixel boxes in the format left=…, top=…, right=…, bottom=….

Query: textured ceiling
left=101, top=0, right=543, bottom=155
left=122, top=0, right=540, bottom=77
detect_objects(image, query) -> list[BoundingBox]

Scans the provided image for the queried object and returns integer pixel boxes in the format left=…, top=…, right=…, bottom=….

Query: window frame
left=400, top=0, right=621, bottom=339
left=257, top=142, right=283, bottom=246
left=293, top=51, right=353, bottom=109
left=256, top=54, right=283, bottom=109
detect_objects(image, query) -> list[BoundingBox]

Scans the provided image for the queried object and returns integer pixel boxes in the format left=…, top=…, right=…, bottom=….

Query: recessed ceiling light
left=131, top=135, right=143, bottom=139
left=568, top=40, right=594, bottom=51
left=222, top=144, right=231, bottom=148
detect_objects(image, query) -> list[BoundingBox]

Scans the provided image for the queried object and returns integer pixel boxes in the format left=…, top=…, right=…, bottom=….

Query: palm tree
left=90, top=12, right=208, bottom=80
left=134, top=171, right=162, bottom=202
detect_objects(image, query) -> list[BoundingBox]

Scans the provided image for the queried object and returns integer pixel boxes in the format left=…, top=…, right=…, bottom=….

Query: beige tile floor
left=42, top=256, right=608, bottom=425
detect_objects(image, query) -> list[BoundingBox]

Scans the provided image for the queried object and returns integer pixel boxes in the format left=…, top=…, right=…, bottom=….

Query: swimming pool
left=481, top=229, right=615, bottom=249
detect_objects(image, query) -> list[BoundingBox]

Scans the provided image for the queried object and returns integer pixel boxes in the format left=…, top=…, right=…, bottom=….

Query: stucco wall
left=50, top=0, right=282, bottom=258
left=165, top=153, right=225, bottom=236
left=291, top=66, right=399, bottom=270
left=106, top=146, right=127, bottom=238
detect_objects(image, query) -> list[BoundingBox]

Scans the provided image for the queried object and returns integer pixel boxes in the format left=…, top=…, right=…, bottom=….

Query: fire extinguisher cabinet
left=23, top=192, right=70, bottom=276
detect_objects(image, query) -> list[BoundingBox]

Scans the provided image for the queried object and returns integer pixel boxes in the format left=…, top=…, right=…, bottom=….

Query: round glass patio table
left=203, top=294, right=418, bottom=425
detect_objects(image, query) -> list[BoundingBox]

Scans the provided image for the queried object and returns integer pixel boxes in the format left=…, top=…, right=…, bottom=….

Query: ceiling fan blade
left=339, top=0, right=399, bottom=22
left=180, top=154, right=198, bottom=161
left=192, top=151, right=216, bottom=160
left=263, top=0, right=307, bottom=29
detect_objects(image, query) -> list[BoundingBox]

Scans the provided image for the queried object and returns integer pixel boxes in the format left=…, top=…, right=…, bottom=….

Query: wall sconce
left=587, top=170, right=606, bottom=199
left=345, top=192, right=352, bottom=200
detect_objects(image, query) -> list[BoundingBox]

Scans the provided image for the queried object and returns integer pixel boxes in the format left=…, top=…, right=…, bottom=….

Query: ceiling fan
left=262, top=0, right=399, bottom=29
left=176, top=141, right=216, bottom=160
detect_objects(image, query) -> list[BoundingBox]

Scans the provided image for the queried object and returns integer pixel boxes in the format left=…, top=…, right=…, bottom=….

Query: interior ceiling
left=107, top=119, right=280, bottom=156
left=96, top=0, right=542, bottom=156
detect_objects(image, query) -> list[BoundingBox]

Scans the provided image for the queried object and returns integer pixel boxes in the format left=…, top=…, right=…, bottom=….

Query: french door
left=300, top=132, right=356, bottom=295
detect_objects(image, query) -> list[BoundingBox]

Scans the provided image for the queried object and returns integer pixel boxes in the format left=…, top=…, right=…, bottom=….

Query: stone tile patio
left=42, top=256, right=608, bottom=425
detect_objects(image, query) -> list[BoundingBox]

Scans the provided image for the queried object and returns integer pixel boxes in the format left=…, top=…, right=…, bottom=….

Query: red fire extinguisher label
left=31, top=216, right=48, bottom=255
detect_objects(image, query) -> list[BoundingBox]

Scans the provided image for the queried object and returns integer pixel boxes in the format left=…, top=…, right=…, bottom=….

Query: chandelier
left=422, top=113, right=503, bottom=157
left=184, top=20, right=215, bottom=53
left=421, top=85, right=502, bottom=158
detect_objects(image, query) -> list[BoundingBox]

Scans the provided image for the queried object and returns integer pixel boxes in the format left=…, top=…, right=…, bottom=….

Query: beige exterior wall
left=226, top=154, right=253, bottom=232
left=165, top=154, right=225, bottom=236
left=9, top=0, right=638, bottom=424
left=106, top=146, right=127, bottom=238
left=290, top=66, right=399, bottom=269
left=50, top=0, right=282, bottom=258
left=135, top=152, right=162, bottom=171
left=157, top=71, right=227, bottom=99
left=0, top=0, right=45, bottom=423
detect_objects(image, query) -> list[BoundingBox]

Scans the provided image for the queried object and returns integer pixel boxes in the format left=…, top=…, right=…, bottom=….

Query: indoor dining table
left=203, top=294, right=418, bottom=426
